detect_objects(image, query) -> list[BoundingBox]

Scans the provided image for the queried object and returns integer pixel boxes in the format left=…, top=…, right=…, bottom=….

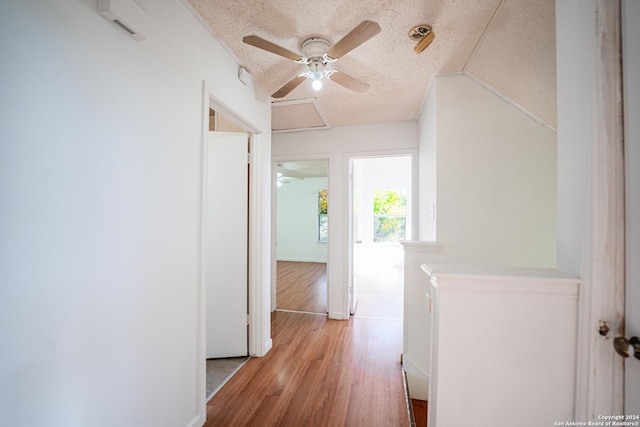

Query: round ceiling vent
left=408, top=25, right=432, bottom=41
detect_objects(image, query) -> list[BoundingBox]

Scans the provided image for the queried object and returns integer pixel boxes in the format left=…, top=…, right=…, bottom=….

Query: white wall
left=555, top=2, right=594, bottom=276
left=277, top=177, right=328, bottom=262
left=419, top=73, right=557, bottom=268
left=0, top=1, right=271, bottom=427
left=272, top=122, right=418, bottom=318
left=418, top=79, right=438, bottom=241
left=406, top=72, right=557, bottom=401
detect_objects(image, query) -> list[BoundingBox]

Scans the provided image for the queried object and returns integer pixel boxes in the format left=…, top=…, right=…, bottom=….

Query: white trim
left=622, top=0, right=640, bottom=413
left=587, top=0, right=625, bottom=417
left=402, top=353, right=430, bottom=400
left=277, top=258, right=327, bottom=263
left=186, top=415, right=204, bottom=427
left=572, top=0, right=626, bottom=419
left=248, top=133, right=271, bottom=357
left=208, top=95, right=260, bottom=134
left=430, top=275, right=580, bottom=297
left=400, top=240, right=444, bottom=251
left=328, top=311, right=346, bottom=319
left=195, top=81, right=209, bottom=425
left=275, top=308, right=328, bottom=316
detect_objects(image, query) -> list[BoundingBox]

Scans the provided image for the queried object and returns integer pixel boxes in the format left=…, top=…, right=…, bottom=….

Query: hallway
left=204, top=310, right=407, bottom=426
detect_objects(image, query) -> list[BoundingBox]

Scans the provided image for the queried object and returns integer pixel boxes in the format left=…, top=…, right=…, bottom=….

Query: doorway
left=205, top=129, right=249, bottom=359
left=202, top=102, right=263, bottom=402
left=274, top=159, right=329, bottom=314
left=349, top=155, right=413, bottom=320
left=196, top=84, right=270, bottom=422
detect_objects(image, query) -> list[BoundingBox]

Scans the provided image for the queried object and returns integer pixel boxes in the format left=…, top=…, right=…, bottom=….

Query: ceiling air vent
left=112, top=19, right=136, bottom=36
left=99, top=0, right=148, bottom=41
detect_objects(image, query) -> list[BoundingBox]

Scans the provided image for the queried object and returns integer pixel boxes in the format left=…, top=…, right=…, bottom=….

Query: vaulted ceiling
left=185, top=0, right=556, bottom=132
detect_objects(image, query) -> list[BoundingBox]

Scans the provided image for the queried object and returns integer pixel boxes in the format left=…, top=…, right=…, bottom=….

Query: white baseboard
left=328, top=311, right=347, bottom=320
left=186, top=414, right=204, bottom=427
left=276, top=258, right=327, bottom=263
left=402, top=353, right=429, bottom=400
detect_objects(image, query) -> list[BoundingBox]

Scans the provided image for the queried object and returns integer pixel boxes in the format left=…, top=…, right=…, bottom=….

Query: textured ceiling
left=186, top=0, right=556, bottom=130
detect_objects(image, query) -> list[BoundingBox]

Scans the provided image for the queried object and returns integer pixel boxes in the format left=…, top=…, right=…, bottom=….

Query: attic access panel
left=272, top=98, right=330, bottom=133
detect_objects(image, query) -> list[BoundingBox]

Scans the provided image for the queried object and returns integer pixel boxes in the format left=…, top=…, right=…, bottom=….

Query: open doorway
left=196, top=83, right=271, bottom=421
left=203, top=108, right=252, bottom=400
left=274, top=159, right=329, bottom=314
left=349, top=155, right=413, bottom=320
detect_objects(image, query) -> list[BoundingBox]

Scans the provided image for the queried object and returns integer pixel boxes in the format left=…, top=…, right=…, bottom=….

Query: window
left=318, top=189, right=328, bottom=242
left=373, top=189, right=407, bottom=242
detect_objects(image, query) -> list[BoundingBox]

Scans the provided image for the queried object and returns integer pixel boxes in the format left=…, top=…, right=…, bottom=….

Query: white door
left=206, top=131, right=248, bottom=358
left=623, top=0, right=640, bottom=412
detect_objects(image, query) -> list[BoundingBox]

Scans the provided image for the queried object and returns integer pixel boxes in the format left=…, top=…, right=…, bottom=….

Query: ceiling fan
left=242, top=20, right=381, bottom=98
left=276, top=168, right=303, bottom=186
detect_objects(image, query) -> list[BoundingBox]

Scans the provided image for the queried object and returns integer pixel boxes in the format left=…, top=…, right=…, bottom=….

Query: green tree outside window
left=373, top=189, right=407, bottom=242
left=318, top=189, right=328, bottom=242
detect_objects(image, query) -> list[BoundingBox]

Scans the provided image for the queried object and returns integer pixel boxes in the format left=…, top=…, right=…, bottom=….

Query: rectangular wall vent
left=99, top=0, right=148, bottom=41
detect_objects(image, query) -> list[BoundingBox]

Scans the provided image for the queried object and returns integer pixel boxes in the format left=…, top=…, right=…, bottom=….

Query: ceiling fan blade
left=279, top=172, right=304, bottom=180
left=242, top=35, right=302, bottom=61
left=327, top=20, right=381, bottom=59
left=328, top=71, right=370, bottom=93
left=272, top=75, right=307, bottom=98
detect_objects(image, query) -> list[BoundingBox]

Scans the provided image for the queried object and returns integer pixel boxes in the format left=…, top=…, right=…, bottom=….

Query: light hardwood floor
left=205, top=310, right=407, bottom=426
left=275, top=259, right=404, bottom=320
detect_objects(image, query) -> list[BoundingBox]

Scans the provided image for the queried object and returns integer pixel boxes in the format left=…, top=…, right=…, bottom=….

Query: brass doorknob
left=613, top=336, right=640, bottom=360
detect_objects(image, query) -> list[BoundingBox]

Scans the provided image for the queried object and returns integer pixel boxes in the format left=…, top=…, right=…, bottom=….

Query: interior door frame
left=348, top=158, right=361, bottom=315
left=271, top=154, right=331, bottom=313
left=622, top=0, right=639, bottom=412
left=196, top=81, right=270, bottom=418
left=345, top=149, right=418, bottom=317
left=572, top=1, right=626, bottom=419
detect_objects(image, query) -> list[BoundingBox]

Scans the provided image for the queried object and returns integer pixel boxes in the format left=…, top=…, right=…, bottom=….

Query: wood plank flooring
left=411, top=399, right=428, bottom=427
left=276, top=259, right=404, bottom=320
left=276, top=261, right=327, bottom=313
left=205, top=310, right=407, bottom=426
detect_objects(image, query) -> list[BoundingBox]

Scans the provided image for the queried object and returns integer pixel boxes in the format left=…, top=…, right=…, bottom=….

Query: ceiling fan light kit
left=242, top=20, right=381, bottom=98
left=409, top=24, right=435, bottom=54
